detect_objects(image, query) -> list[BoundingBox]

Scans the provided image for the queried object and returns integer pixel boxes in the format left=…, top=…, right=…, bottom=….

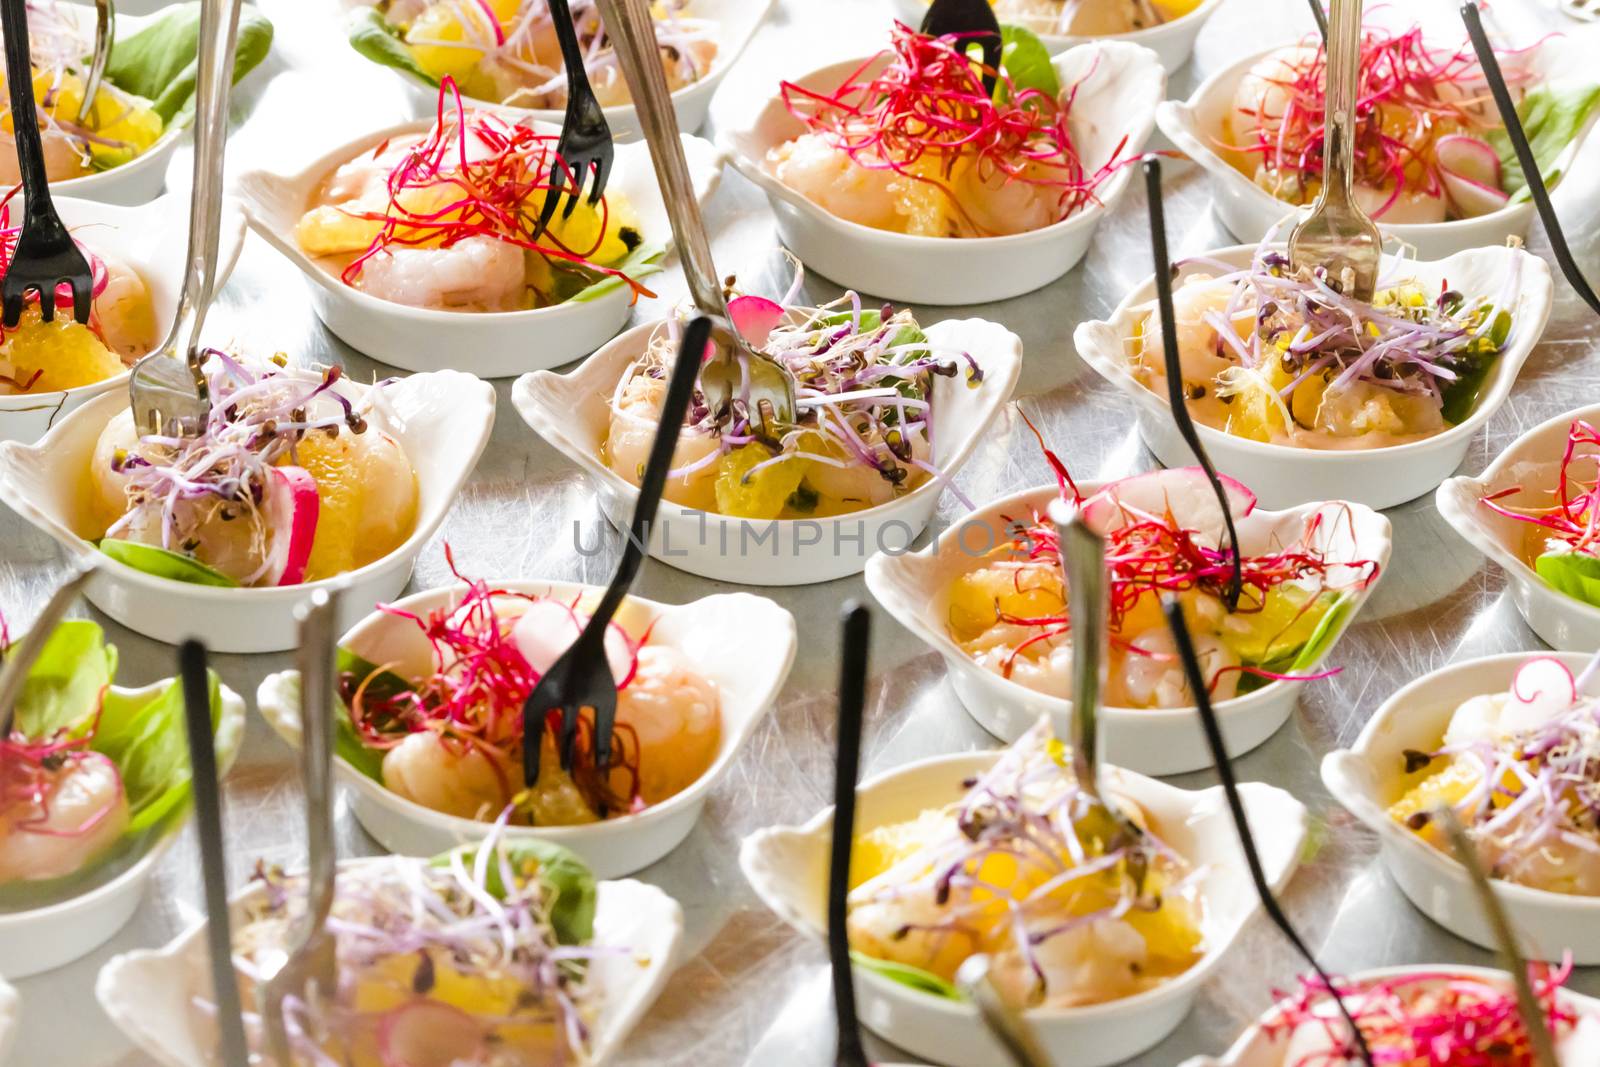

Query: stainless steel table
left=6, top=0, right=1600, bottom=1063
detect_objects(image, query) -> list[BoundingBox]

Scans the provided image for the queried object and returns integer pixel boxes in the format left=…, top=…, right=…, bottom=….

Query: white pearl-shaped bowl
left=255, top=580, right=796, bottom=879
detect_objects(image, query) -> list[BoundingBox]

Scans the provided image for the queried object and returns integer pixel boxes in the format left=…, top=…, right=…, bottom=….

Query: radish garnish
left=263, top=466, right=319, bottom=586
left=1081, top=467, right=1256, bottom=536
left=728, top=294, right=786, bottom=349
left=375, top=997, right=486, bottom=1067
left=1437, top=134, right=1510, bottom=218
left=510, top=598, right=634, bottom=684
left=1509, top=656, right=1578, bottom=725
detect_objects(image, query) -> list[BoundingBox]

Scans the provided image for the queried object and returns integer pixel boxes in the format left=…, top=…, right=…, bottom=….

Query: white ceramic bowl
left=1437, top=403, right=1600, bottom=651
left=1322, top=650, right=1600, bottom=963
left=865, top=477, right=1392, bottom=775
left=1157, top=26, right=1600, bottom=258
left=0, top=975, right=14, bottom=1065
left=893, top=0, right=1224, bottom=72
left=254, top=580, right=796, bottom=879
left=0, top=679, right=245, bottom=979
left=741, top=744, right=1308, bottom=1067
left=94, top=855, right=683, bottom=1067
left=512, top=316, right=1022, bottom=585
left=715, top=40, right=1165, bottom=305
left=0, top=369, right=495, bottom=653
left=1176, top=964, right=1600, bottom=1067
left=1074, top=243, right=1553, bottom=511
left=0, top=190, right=246, bottom=446
left=235, top=123, right=726, bottom=378
left=373, top=0, right=774, bottom=140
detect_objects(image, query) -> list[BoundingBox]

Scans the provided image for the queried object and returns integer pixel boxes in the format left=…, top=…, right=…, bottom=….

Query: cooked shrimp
left=357, top=235, right=529, bottom=312
left=610, top=644, right=720, bottom=804
left=0, top=751, right=129, bottom=883
left=605, top=370, right=720, bottom=511
left=92, top=251, right=159, bottom=358
left=1136, top=275, right=1251, bottom=386
left=1117, top=625, right=1241, bottom=707
left=382, top=731, right=517, bottom=821
left=768, top=134, right=905, bottom=233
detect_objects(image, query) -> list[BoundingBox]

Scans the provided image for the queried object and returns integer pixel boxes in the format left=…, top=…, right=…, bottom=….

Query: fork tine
left=70, top=277, right=91, bottom=326
left=560, top=159, right=588, bottom=219
left=35, top=286, right=53, bottom=323
left=1, top=288, right=21, bottom=329
left=586, top=151, right=610, bottom=207
left=559, top=699, right=582, bottom=771
left=532, top=156, right=568, bottom=241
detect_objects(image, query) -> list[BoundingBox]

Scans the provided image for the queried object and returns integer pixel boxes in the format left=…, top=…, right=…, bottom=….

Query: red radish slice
left=1080, top=468, right=1256, bottom=537
left=1509, top=656, right=1578, bottom=727
left=262, top=466, right=319, bottom=586
left=375, top=998, right=485, bottom=1067
left=510, top=599, right=634, bottom=683
left=727, top=295, right=785, bottom=348
left=1437, top=134, right=1510, bottom=218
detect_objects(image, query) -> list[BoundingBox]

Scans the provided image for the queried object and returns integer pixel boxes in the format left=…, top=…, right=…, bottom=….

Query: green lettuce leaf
left=97, top=667, right=223, bottom=835
left=565, top=240, right=668, bottom=304
left=9, top=619, right=117, bottom=739
left=1235, top=590, right=1355, bottom=695
left=435, top=839, right=597, bottom=947
left=97, top=539, right=241, bottom=588
left=333, top=648, right=410, bottom=782
left=1537, top=550, right=1600, bottom=608
left=1487, top=84, right=1600, bottom=200
left=998, top=25, right=1059, bottom=102
left=345, top=6, right=438, bottom=87
left=104, top=2, right=275, bottom=124
left=849, top=951, right=961, bottom=1000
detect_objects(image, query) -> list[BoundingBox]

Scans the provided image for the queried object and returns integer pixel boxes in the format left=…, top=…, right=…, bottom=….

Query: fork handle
left=594, top=0, right=727, bottom=319
left=2, top=0, right=66, bottom=240
left=296, top=590, right=340, bottom=939
left=1320, top=0, right=1361, bottom=211
left=164, top=0, right=243, bottom=395
left=549, top=0, right=596, bottom=135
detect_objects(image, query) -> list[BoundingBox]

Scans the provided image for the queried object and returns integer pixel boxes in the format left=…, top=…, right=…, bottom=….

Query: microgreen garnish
left=1482, top=418, right=1600, bottom=555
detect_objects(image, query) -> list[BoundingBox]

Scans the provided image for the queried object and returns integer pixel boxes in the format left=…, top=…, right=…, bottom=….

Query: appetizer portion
left=350, top=0, right=716, bottom=109
left=218, top=837, right=613, bottom=1064
left=1261, top=967, right=1599, bottom=1065
left=605, top=293, right=979, bottom=520
left=1391, top=656, right=1600, bottom=895
left=0, top=194, right=158, bottom=396
left=1224, top=25, right=1600, bottom=223
left=848, top=720, right=1205, bottom=1008
left=987, top=0, right=1199, bottom=36
left=1, top=618, right=227, bottom=902
left=771, top=23, right=1127, bottom=238
left=947, top=465, right=1378, bottom=705
left=1128, top=240, right=1516, bottom=449
left=1, top=0, right=164, bottom=181
left=339, top=563, right=720, bottom=826
left=296, top=80, right=657, bottom=313
left=1481, top=418, right=1600, bottom=610
left=90, top=356, right=419, bottom=588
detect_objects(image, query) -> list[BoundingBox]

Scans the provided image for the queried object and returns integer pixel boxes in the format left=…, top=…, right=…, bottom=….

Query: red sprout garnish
left=1227, top=24, right=1528, bottom=217
left=338, top=78, right=655, bottom=305
left=339, top=545, right=646, bottom=817
left=1265, top=963, right=1580, bottom=1066
left=780, top=22, right=1129, bottom=235
left=1481, top=419, right=1600, bottom=557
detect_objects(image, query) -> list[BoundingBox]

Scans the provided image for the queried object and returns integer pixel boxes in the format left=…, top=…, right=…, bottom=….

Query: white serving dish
left=0, top=190, right=245, bottom=446
left=0, top=679, right=246, bottom=979
left=1176, top=964, right=1600, bottom=1066
left=1437, top=403, right=1600, bottom=651
left=0, top=369, right=495, bottom=653
left=375, top=0, right=774, bottom=140
left=95, top=855, right=683, bottom=1067
left=512, top=315, right=1022, bottom=585
left=0, top=975, right=14, bottom=1064
left=1157, top=26, right=1600, bottom=258
left=715, top=40, right=1164, bottom=304
left=235, top=123, right=726, bottom=378
left=741, top=745, right=1308, bottom=1067
left=865, top=476, right=1391, bottom=775
left=893, top=0, right=1224, bottom=72
left=1073, top=243, right=1553, bottom=510
left=1321, top=650, right=1600, bottom=963
left=255, top=580, right=796, bottom=879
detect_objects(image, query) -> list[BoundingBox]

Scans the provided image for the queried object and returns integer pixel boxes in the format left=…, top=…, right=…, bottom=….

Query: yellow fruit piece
left=291, top=430, right=417, bottom=583
left=1388, top=758, right=1494, bottom=848
left=81, top=91, right=163, bottom=170
left=852, top=808, right=948, bottom=888
left=1126, top=884, right=1205, bottom=963
left=891, top=159, right=959, bottom=238
left=296, top=187, right=460, bottom=257
left=545, top=190, right=641, bottom=265
left=404, top=0, right=521, bottom=85
left=1224, top=585, right=1329, bottom=664
left=714, top=444, right=808, bottom=520
left=947, top=564, right=1063, bottom=642
left=0, top=308, right=123, bottom=391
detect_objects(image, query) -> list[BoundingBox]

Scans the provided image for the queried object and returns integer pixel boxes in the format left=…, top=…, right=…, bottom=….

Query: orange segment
left=1, top=308, right=123, bottom=391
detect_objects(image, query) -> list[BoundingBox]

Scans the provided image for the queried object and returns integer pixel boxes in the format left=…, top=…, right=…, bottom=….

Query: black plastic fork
left=921, top=0, right=1002, bottom=98
left=521, top=316, right=712, bottom=807
left=0, top=0, right=92, bottom=327
left=533, top=0, right=614, bottom=240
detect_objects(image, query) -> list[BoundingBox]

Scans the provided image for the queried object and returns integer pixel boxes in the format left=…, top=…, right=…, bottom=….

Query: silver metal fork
left=1051, top=501, right=1147, bottom=892
left=1287, top=0, right=1381, bottom=301
left=259, top=588, right=341, bottom=1066
left=0, top=566, right=93, bottom=738
left=594, top=0, right=796, bottom=438
left=74, top=0, right=114, bottom=128
left=127, top=0, right=242, bottom=437
left=955, top=955, right=1052, bottom=1067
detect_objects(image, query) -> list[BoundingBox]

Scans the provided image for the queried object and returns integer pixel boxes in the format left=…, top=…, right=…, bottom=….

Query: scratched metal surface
left=4, top=0, right=1600, bottom=1063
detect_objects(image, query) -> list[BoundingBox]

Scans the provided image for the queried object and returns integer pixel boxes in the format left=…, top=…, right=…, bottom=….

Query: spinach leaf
left=105, top=2, right=275, bottom=124
left=434, top=839, right=598, bottom=947
left=345, top=6, right=438, bottom=87
left=1487, top=84, right=1600, bottom=200
left=97, top=539, right=240, bottom=588
left=566, top=240, right=667, bottom=303
left=998, top=25, right=1059, bottom=102
left=849, top=951, right=961, bottom=1000
left=1537, top=550, right=1600, bottom=608
left=332, top=648, right=412, bottom=782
